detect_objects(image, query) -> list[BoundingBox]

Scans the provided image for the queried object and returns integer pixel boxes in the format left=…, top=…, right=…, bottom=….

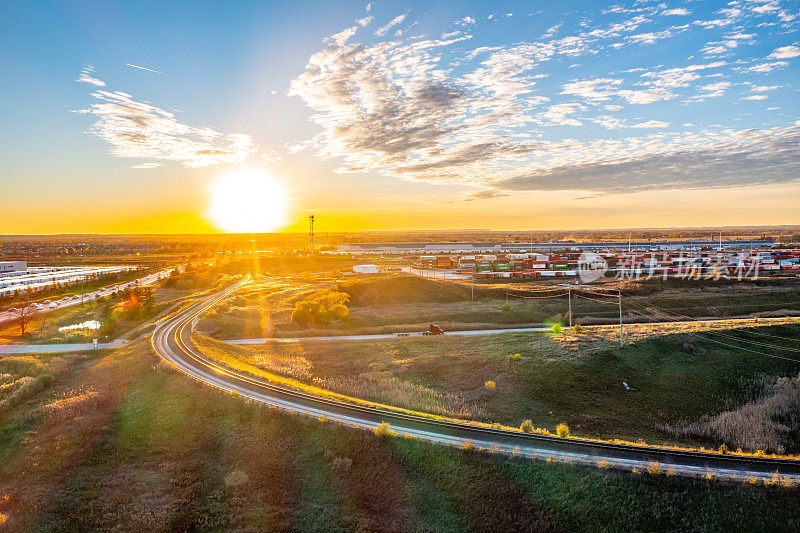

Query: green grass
left=213, top=324, right=800, bottom=451
left=0, top=340, right=798, bottom=531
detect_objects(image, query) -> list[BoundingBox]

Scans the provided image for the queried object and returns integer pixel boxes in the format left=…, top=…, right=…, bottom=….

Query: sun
left=207, top=168, right=289, bottom=233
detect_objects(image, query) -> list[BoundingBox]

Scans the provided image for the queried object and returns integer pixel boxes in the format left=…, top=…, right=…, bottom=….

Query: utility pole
left=471, top=280, right=474, bottom=301
left=618, top=289, right=624, bottom=347
left=308, top=215, right=315, bottom=253
left=568, top=287, right=572, bottom=328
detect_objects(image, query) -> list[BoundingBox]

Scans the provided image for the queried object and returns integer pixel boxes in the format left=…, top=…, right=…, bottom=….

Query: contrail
left=125, top=63, right=166, bottom=75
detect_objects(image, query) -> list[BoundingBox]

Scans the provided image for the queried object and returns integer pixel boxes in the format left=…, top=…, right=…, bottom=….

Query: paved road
left=0, top=267, right=174, bottom=326
left=227, top=326, right=552, bottom=344
left=227, top=316, right=798, bottom=344
left=152, top=281, right=800, bottom=482
left=0, top=340, right=127, bottom=354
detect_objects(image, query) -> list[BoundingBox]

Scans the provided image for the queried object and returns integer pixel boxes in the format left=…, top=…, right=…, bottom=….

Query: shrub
left=460, top=440, right=475, bottom=452
left=556, top=423, right=570, bottom=438
left=718, top=443, right=729, bottom=454
left=373, top=422, right=396, bottom=437
left=520, top=419, right=534, bottom=433
left=551, top=323, right=562, bottom=335
left=291, top=290, right=350, bottom=326
left=484, top=380, right=496, bottom=390
left=509, top=353, right=522, bottom=361
left=573, top=324, right=583, bottom=334
left=597, top=459, right=611, bottom=469
left=646, top=462, right=662, bottom=475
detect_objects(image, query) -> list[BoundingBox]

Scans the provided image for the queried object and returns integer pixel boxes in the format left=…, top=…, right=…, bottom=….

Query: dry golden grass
left=665, top=373, right=800, bottom=453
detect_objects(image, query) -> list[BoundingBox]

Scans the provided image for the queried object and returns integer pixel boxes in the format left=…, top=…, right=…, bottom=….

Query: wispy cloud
left=125, top=63, right=166, bottom=75
left=375, top=13, right=407, bottom=36
left=76, top=65, right=105, bottom=87
left=287, top=6, right=799, bottom=197
left=768, top=45, right=800, bottom=59
left=76, top=72, right=256, bottom=168
left=496, top=124, right=800, bottom=194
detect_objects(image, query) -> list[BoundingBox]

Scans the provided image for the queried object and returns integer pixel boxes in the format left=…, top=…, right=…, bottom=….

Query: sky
left=1, top=0, right=799, bottom=234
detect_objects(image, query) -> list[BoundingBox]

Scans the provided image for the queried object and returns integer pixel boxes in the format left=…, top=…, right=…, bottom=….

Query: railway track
left=151, top=278, right=800, bottom=481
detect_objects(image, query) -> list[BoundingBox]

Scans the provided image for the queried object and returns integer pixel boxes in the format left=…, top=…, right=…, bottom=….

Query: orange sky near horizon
left=4, top=179, right=799, bottom=235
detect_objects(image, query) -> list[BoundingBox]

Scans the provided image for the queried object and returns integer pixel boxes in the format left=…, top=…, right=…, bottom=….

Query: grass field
left=197, top=275, right=800, bottom=339
left=195, top=323, right=800, bottom=453
left=1, top=341, right=798, bottom=531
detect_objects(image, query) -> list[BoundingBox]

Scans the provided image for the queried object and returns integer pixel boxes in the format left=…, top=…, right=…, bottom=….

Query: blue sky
left=1, top=0, right=798, bottom=233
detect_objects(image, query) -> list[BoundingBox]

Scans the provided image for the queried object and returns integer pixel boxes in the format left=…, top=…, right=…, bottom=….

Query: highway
left=152, top=279, right=800, bottom=482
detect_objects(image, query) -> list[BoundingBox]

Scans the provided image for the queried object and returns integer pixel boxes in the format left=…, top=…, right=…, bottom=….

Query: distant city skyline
left=2, top=0, right=799, bottom=234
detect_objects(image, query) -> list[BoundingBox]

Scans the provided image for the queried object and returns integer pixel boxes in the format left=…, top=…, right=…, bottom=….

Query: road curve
left=152, top=280, right=800, bottom=481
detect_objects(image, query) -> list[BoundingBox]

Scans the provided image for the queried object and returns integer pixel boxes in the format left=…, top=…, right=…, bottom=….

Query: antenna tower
left=308, top=215, right=315, bottom=251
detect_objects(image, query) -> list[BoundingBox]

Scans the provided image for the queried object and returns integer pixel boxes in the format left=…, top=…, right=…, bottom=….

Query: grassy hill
left=1, top=341, right=799, bottom=530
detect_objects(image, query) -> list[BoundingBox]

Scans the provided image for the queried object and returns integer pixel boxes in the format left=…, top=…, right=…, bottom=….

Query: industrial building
left=0, top=265, right=137, bottom=297
left=336, top=239, right=775, bottom=255
left=0, top=261, right=27, bottom=273
left=353, top=264, right=379, bottom=274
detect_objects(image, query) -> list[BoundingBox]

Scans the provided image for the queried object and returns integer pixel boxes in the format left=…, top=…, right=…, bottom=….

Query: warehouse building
left=0, top=261, right=27, bottom=273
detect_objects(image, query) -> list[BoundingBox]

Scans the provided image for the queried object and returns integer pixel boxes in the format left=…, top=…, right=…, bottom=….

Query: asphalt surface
left=152, top=280, right=800, bottom=481
left=0, top=340, right=127, bottom=354
left=228, top=316, right=798, bottom=344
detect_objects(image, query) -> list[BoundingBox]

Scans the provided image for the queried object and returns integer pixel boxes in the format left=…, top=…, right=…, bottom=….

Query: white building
left=353, top=264, right=379, bottom=274
left=0, top=261, right=27, bottom=273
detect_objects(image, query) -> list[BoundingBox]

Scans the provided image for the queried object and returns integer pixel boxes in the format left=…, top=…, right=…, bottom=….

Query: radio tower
left=308, top=214, right=315, bottom=252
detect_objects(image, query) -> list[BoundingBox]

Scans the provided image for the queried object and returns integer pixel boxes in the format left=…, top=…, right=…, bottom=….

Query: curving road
left=152, top=279, right=800, bottom=481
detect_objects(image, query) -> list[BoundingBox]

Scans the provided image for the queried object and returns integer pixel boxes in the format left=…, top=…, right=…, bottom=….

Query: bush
left=556, top=423, right=570, bottom=438
left=484, top=380, right=496, bottom=390
left=551, top=323, right=562, bottom=335
left=573, top=324, right=583, bottom=334
left=646, top=462, right=662, bottom=475
left=520, top=419, right=534, bottom=433
left=460, top=440, right=475, bottom=452
left=291, top=290, right=350, bottom=326
left=373, top=422, right=396, bottom=437
left=509, top=353, right=522, bottom=361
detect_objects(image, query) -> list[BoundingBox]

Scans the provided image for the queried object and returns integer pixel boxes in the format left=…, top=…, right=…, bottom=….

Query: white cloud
left=739, top=60, right=789, bottom=73
left=375, top=14, right=407, bottom=36
left=538, top=103, right=585, bottom=126
left=326, top=26, right=358, bottom=46
left=696, top=81, right=733, bottom=98
left=768, top=45, right=800, bottom=59
left=631, top=120, right=669, bottom=128
left=77, top=82, right=256, bottom=168
left=286, top=11, right=799, bottom=192
left=356, top=16, right=373, bottom=27
left=662, top=8, right=690, bottom=16
left=751, top=85, right=780, bottom=92
left=496, top=123, right=800, bottom=193
left=743, top=94, right=768, bottom=100
left=76, top=66, right=105, bottom=87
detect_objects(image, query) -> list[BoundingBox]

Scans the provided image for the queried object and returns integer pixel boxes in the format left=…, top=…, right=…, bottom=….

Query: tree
left=291, top=290, right=350, bottom=326
left=7, top=302, right=37, bottom=336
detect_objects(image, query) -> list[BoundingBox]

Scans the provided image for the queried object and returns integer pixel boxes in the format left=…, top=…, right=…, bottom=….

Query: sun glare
left=207, top=169, right=289, bottom=233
